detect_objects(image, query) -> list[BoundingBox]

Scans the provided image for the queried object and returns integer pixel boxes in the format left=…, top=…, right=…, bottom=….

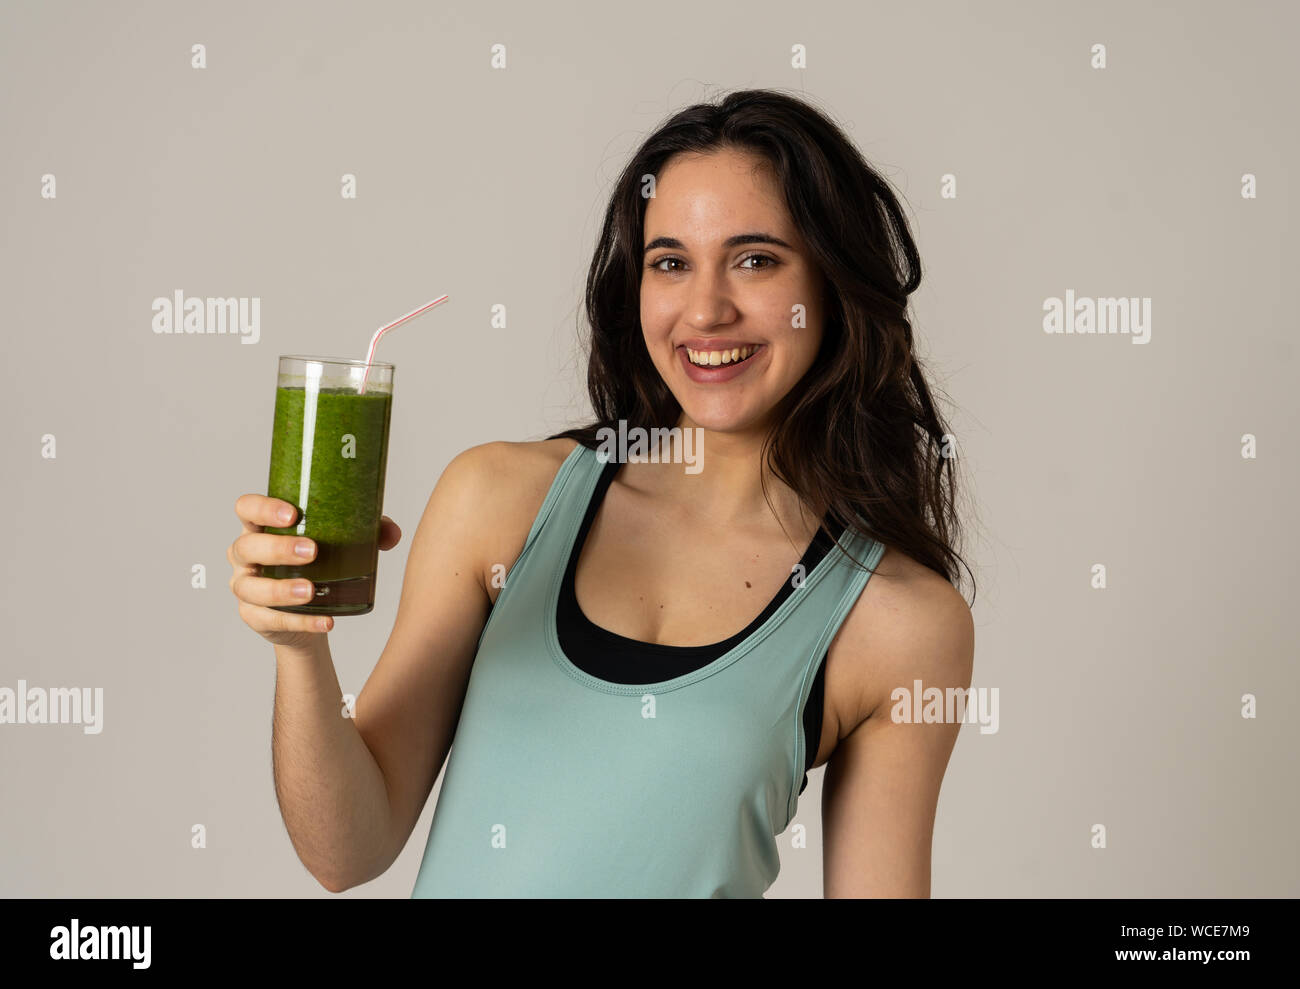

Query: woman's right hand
left=229, top=494, right=403, bottom=649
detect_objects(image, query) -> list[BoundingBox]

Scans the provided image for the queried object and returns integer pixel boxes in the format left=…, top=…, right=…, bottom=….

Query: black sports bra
left=555, top=452, right=838, bottom=796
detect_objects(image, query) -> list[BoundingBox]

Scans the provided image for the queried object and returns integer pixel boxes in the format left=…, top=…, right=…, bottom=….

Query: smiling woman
left=249, top=87, right=975, bottom=901
left=414, top=89, right=972, bottom=898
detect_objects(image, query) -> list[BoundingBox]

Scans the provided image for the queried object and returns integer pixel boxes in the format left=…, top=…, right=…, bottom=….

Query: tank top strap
left=496, top=440, right=597, bottom=597
left=522, top=441, right=593, bottom=558
left=774, top=522, right=886, bottom=823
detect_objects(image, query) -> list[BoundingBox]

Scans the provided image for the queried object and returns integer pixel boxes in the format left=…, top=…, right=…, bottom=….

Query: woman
left=228, top=88, right=975, bottom=898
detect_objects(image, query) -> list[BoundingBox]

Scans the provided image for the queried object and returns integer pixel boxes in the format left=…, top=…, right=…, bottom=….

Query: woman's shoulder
left=439, top=436, right=582, bottom=521
left=448, top=436, right=581, bottom=481
left=436, top=437, right=583, bottom=594
left=832, top=544, right=975, bottom=731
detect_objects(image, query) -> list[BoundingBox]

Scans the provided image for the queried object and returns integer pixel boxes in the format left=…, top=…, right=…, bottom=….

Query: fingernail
left=278, top=507, right=294, bottom=523
left=317, top=618, right=331, bottom=631
left=294, top=540, right=315, bottom=558
left=293, top=582, right=313, bottom=598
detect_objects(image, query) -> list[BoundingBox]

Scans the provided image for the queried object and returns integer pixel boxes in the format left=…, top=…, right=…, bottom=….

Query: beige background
left=2, top=0, right=1296, bottom=897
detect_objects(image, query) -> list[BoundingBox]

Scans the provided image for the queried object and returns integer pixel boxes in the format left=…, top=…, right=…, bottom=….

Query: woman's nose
left=684, top=271, right=736, bottom=327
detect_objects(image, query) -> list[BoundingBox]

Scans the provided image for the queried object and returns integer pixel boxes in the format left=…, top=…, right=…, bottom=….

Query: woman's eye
left=650, top=256, right=685, bottom=273
left=740, top=254, right=776, bottom=270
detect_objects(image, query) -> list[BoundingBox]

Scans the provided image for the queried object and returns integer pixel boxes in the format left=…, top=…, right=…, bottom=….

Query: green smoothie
left=263, top=384, right=393, bottom=615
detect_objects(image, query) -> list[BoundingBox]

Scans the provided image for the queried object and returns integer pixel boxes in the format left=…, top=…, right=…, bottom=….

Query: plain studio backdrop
left=1, top=0, right=1296, bottom=897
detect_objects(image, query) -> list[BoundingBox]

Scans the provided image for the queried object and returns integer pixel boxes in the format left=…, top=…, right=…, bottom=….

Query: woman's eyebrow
left=643, top=232, right=794, bottom=254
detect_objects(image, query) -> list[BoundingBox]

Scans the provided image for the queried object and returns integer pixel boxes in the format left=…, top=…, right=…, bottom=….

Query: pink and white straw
left=360, top=294, right=449, bottom=394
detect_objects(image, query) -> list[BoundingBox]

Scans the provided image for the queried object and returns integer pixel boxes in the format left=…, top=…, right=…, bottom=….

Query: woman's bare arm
left=336, top=438, right=576, bottom=890
left=821, top=557, right=975, bottom=898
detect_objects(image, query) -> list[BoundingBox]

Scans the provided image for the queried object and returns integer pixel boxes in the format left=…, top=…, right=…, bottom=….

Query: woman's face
left=640, top=146, right=825, bottom=436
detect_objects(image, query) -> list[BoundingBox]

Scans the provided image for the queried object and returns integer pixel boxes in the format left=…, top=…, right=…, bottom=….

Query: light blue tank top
left=410, top=441, right=886, bottom=897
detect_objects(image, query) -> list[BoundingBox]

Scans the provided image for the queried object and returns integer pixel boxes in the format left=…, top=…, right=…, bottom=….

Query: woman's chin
left=675, top=404, right=770, bottom=436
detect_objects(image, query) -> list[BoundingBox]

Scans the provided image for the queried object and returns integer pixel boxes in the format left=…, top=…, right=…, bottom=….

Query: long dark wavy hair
left=547, top=87, right=974, bottom=601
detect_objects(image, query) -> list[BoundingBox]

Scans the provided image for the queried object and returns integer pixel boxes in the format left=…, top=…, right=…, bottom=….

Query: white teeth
left=686, top=345, right=755, bottom=367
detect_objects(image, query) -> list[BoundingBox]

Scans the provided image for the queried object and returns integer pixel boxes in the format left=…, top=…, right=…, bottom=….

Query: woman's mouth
left=685, top=345, right=759, bottom=367
left=677, top=343, right=765, bottom=383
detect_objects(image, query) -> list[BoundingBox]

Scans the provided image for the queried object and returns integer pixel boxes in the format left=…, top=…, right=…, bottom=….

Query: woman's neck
left=623, top=412, right=814, bottom=537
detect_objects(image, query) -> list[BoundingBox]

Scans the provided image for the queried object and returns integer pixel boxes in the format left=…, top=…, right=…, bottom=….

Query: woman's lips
left=677, top=344, right=765, bottom=383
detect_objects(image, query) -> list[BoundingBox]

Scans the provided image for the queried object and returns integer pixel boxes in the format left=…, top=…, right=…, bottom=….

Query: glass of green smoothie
left=262, top=355, right=394, bottom=616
